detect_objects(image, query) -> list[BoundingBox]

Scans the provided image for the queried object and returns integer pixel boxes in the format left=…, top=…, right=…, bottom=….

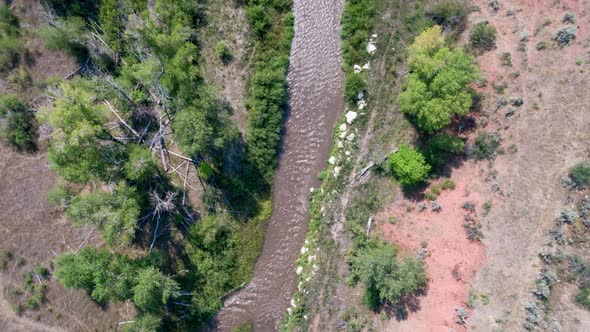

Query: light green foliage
left=37, top=17, right=87, bottom=57
left=470, top=22, right=497, bottom=52
left=389, top=145, right=431, bottom=185
left=121, top=314, right=162, bottom=332
left=125, top=145, right=157, bottom=183
left=355, top=243, right=427, bottom=310
left=55, top=247, right=135, bottom=304
left=47, top=83, right=120, bottom=183
left=398, top=26, right=478, bottom=133
left=570, top=161, right=590, bottom=189
left=66, top=182, right=141, bottom=246
left=133, top=267, right=179, bottom=311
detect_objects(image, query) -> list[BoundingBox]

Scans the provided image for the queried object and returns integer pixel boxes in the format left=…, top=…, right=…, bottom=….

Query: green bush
left=389, top=145, right=431, bottom=186
left=344, top=72, right=366, bottom=103
left=427, top=0, right=468, bottom=34
left=570, top=161, right=590, bottom=189
left=472, top=131, right=501, bottom=160
left=341, top=0, right=376, bottom=67
left=470, top=22, right=497, bottom=52
left=576, top=287, right=590, bottom=310
left=354, top=242, right=427, bottom=310
left=0, top=37, right=22, bottom=70
left=124, top=145, right=157, bottom=183
left=37, top=17, right=87, bottom=58
left=0, top=95, right=37, bottom=152
left=422, top=134, right=465, bottom=170
left=246, top=5, right=272, bottom=38
left=215, top=40, right=233, bottom=63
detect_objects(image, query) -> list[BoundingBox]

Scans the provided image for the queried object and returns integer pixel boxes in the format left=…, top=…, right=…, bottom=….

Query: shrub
left=245, top=5, right=272, bottom=38
left=422, top=134, right=465, bottom=170
left=389, top=145, right=431, bottom=186
left=427, top=0, right=468, bottom=35
left=215, top=40, right=233, bottom=63
left=576, top=287, right=590, bottom=310
left=344, top=72, right=366, bottom=103
left=355, top=243, right=427, bottom=310
left=569, top=161, right=590, bottom=189
left=124, top=145, right=157, bottom=183
left=0, top=95, right=37, bottom=152
left=0, top=37, right=22, bottom=70
left=472, top=131, right=501, bottom=160
left=37, top=17, right=87, bottom=58
left=470, top=22, right=496, bottom=52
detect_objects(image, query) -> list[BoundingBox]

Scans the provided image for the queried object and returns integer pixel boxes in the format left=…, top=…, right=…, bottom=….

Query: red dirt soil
left=378, top=164, right=487, bottom=332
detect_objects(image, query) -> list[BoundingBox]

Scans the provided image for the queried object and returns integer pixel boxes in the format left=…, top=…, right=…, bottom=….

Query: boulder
left=357, top=100, right=367, bottom=110
left=346, top=133, right=355, bottom=142
left=345, top=111, right=358, bottom=124
left=353, top=64, right=362, bottom=73
left=367, top=42, right=377, bottom=54
left=339, top=123, right=347, bottom=132
left=328, top=156, right=336, bottom=165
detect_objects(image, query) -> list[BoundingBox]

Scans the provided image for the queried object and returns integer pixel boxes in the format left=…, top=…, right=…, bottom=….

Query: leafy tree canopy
left=398, top=25, right=478, bottom=133
left=389, top=145, right=431, bottom=186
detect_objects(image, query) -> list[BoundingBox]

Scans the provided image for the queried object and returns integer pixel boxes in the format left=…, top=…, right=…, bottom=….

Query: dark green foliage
left=472, top=131, right=501, bottom=160
left=0, top=94, right=37, bottom=152
left=427, top=0, right=468, bottom=34
left=341, top=0, right=376, bottom=68
left=344, top=72, right=367, bottom=103
left=576, top=287, right=590, bottom=310
left=215, top=40, right=233, bottom=63
left=246, top=5, right=272, bottom=38
left=470, top=21, right=497, bottom=52
left=354, top=243, right=427, bottom=310
left=55, top=247, right=136, bottom=304
left=43, top=0, right=100, bottom=20
left=570, top=161, right=590, bottom=189
left=389, top=145, right=431, bottom=186
left=66, top=183, right=141, bottom=246
left=125, top=145, right=157, bottom=183
left=98, top=0, right=125, bottom=52
left=245, top=0, right=294, bottom=179
left=422, top=134, right=465, bottom=170
left=0, top=5, right=22, bottom=71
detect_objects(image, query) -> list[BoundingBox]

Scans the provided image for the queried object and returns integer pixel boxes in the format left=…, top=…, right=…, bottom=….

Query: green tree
left=398, top=25, right=478, bottom=133
left=245, top=5, right=272, bottom=38
left=47, top=83, right=121, bottom=183
left=133, top=267, right=179, bottom=312
left=66, top=182, right=141, bottom=246
left=125, top=145, right=157, bottom=183
left=355, top=243, right=427, bottom=310
left=37, top=17, right=87, bottom=58
left=422, top=134, right=465, bottom=170
left=2, top=106, right=37, bottom=152
left=388, top=145, right=431, bottom=185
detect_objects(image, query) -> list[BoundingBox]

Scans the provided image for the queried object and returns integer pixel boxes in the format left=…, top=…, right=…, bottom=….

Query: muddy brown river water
left=212, top=0, right=345, bottom=330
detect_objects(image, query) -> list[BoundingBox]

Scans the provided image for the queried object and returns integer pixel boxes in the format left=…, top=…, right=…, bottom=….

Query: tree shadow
left=383, top=285, right=429, bottom=321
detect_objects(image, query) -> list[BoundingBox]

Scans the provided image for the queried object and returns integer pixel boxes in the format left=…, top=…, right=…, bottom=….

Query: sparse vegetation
left=0, top=94, right=37, bottom=152
left=569, top=161, right=590, bottom=189
left=472, top=131, right=501, bottom=160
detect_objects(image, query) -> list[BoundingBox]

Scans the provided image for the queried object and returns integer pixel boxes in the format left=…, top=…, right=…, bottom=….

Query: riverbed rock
left=339, top=123, right=347, bottom=132
left=357, top=100, right=366, bottom=110
left=345, top=111, right=358, bottom=124
left=337, top=141, right=344, bottom=148
left=328, top=156, right=336, bottom=165
left=367, top=42, right=377, bottom=54
left=363, top=62, right=370, bottom=70
left=346, top=133, right=355, bottom=142
left=334, top=166, right=342, bottom=177
left=353, top=64, right=362, bottom=73
left=339, top=131, right=346, bottom=139
left=296, top=266, right=303, bottom=275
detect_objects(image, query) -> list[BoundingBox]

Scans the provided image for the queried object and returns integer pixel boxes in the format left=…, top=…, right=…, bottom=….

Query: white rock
left=291, top=298, right=297, bottom=307
left=345, top=111, right=358, bottom=124
left=363, top=62, right=370, bottom=70
left=328, top=156, right=336, bottom=165
left=346, top=133, right=355, bottom=142
left=313, top=264, right=319, bottom=271
left=309, top=187, right=314, bottom=193
left=304, top=315, right=308, bottom=320
left=357, top=100, right=366, bottom=110
left=357, top=91, right=364, bottom=100
left=287, top=308, right=292, bottom=315
left=334, top=166, right=342, bottom=177
left=367, top=42, right=377, bottom=54
left=339, top=123, right=347, bottom=132
left=337, top=141, right=344, bottom=148
left=339, top=131, right=347, bottom=139
left=353, top=64, right=362, bottom=73
left=300, top=246, right=308, bottom=254
left=307, top=255, right=316, bottom=263
left=372, top=33, right=378, bottom=38
left=296, top=266, right=303, bottom=275
left=345, top=151, right=351, bottom=156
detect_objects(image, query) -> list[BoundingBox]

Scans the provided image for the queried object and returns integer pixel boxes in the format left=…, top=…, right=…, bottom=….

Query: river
left=212, top=0, right=345, bottom=330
